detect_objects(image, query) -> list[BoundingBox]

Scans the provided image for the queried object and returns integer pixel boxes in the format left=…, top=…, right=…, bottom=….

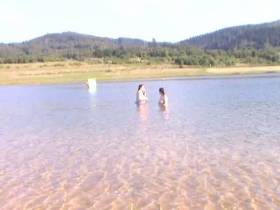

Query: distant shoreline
left=1, top=62, right=280, bottom=85
left=100, top=72, right=280, bottom=83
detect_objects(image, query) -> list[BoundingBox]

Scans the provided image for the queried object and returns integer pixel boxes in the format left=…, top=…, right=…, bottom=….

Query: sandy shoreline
left=1, top=62, right=280, bottom=85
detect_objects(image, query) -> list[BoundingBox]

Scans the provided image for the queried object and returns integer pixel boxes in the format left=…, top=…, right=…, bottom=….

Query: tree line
left=1, top=27, right=280, bottom=66
left=0, top=45, right=279, bottom=66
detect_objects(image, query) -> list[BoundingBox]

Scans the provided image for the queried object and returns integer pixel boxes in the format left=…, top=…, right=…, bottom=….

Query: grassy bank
left=1, top=61, right=280, bottom=85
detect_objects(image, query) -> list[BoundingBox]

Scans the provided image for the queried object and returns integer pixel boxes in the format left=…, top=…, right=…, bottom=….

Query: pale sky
left=0, top=0, right=279, bottom=43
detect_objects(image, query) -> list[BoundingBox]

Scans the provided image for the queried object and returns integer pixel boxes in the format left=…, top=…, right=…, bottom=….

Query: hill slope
left=0, top=32, right=148, bottom=60
left=27, top=32, right=148, bottom=48
left=1, top=20, right=280, bottom=65
left=180, top=20, right=280, bottom=50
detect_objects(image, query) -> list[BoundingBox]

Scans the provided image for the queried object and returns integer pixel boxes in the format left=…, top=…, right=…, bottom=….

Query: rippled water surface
left=1, top=76, right=280, bottom=210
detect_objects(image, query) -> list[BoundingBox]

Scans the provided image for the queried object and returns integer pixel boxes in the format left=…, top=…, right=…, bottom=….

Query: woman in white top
left=136, top=84, right=148, bottom=104
left=159, top=87, right=168, bottom=106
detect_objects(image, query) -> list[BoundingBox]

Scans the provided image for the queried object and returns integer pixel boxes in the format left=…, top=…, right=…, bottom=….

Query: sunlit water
left=0, top=76, right=280, bottom=210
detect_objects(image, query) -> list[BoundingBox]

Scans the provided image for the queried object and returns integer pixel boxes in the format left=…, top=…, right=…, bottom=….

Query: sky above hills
left=1, top=0, right=279, bottom=43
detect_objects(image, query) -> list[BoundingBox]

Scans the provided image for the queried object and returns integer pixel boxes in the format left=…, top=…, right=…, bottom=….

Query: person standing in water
left=159, top=87, right=168, bottom=106
left=136, top=84, right=148, bottom=104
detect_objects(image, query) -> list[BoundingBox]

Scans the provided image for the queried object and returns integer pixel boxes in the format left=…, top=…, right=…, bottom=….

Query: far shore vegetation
left=1, top=61, right=280, bottom=85
left=1, top=20, right=280, bottom=85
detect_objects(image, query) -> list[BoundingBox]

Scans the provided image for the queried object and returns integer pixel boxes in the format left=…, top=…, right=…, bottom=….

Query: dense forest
left=0, top=20, right=280, bottom=66
left=181, top=20, right=280, bottom=49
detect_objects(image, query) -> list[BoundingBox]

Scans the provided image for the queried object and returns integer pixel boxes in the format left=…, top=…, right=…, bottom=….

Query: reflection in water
left=137, top=103, right=149, bottom=122
left=1, top=78, right=280, bottom=210
left=159, top=103, right=169, bottom=120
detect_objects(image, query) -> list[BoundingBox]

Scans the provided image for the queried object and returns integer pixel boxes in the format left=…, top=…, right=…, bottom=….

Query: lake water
left=0, top=76, right=280, bottom=210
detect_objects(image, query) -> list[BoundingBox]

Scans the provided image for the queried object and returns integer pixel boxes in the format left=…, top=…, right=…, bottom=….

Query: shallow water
left=0, top=76, right=280, bottom=210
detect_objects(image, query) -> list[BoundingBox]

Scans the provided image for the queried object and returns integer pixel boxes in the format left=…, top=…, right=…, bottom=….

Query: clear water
left=0, top=76, right=280, bottom=210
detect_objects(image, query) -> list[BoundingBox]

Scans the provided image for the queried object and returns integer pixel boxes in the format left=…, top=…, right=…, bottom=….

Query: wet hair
left=159, top=87, right=165, bottom=95
left=138, top=84, right=144, bottom=91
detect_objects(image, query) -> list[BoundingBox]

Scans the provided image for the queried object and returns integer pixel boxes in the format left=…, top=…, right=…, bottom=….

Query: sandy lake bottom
left=0, top=76, right=280, bottom=210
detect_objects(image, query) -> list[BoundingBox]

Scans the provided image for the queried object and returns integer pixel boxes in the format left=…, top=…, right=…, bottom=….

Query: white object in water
left=87, top=78, right=97, bottom=92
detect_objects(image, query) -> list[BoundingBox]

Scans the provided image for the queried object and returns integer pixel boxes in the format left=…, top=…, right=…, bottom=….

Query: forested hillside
left=181, top=20, right=280, bottom=49
left=1, top=20, right=280, bottom=66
